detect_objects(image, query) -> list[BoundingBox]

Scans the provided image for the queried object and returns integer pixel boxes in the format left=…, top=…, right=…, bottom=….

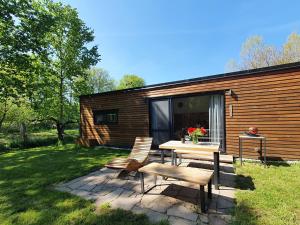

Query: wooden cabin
left=79, top=62, right=300, bottom=160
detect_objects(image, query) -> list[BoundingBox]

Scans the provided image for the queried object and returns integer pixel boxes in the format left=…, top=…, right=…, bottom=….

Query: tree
left=117, top=74, right=145, bottom=90
left=0, top=0, right=56, bottom=131
left=73, top=68, right=116, bottom=96
left=0, top=0, right=54, bottom=102
left=282, top=32, right=300, bottom=63
left=227, top=32, right=300, bottom=71
left=1, top=98, right=36, bottom=145
left=32, top=1, right=100, bottom=141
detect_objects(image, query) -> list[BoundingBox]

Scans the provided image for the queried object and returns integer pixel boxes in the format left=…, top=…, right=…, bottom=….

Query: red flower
left=188, top=127, right=196, bottom=135
left=200, top=127, right=207, bottom=135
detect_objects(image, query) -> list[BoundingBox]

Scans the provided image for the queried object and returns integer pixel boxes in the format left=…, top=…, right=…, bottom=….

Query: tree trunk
left=58, top=65, right=64, bottom=141
left=20, top=122, right=28, bottom=147
left=56, top=121, right=65, bottom=141
left=0, top=99, right=8, bottom=131
left=0, top=112, right=6, bottom=131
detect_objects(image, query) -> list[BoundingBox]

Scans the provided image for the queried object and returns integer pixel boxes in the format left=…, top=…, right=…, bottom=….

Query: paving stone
left=128, top=193, right=142, bottom=200
left=167, top=203, right=198, bottom=221
left=219, top=187, right=235, bottom=199
left=92, top=184, right=104, bottom=193
left=208, top=198, right=218, bottom=213
left=106, top=178, right=128, bottom=187
left=93, top=186, right=113, bottom=196
left=198, top=213, right=209, bottom=223
left=217, top=197, right=235, bottom=211
left=119, top=190, right=134, bottom=197
left=95, top=188, right=124, bottom=206
left=212, top=187, right=220, bottom=195
left=65, top=175, right=88, bottom=185
left=140, top=194, right=159, bottom=207
left=208, top=214, right=229, bottom=225
left=121, top=180, right=135, bottom=189
left=68, top=180, right=87, bottom=189
left=87, top=176, right=109, bottom=186
left=147, top=186, right=163, bottom=195
left=148, top=195, right=179, bottom=213
left=78, top=183, right=97, bottom=191
left=132, top=206, right=168, bottom=223
left=168, top=216, right=197, bottom=225
left=70, top=190, right=91, bottom=200
left=100, top=167, right=119, bottom=175
left=178, top=187, right=198, bottom=199
left=88, top=170, right=102, bottom=176
left=219, top=214, right=232, bottom=223
left=110, top=195, right=141, bottom=210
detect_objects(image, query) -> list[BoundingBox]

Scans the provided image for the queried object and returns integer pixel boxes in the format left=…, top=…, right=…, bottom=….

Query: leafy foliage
left=117, top=74, right=145, bottom=90
left=73, top=68, right=116, bottom=96
left=227, top=32, right=300, bottom=71
left=0, top=0, right=54, bottom=101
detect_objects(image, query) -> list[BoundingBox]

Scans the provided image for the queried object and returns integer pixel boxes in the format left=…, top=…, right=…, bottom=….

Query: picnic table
left=159, top=140, right=220, bottom=190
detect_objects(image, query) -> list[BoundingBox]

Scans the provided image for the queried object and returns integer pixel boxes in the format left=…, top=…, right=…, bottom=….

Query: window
left=93, top=109, right=118, bottom=125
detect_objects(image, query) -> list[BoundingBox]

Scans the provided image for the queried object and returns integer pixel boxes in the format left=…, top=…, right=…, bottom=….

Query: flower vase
left=192, top=136, right=198, bottom=144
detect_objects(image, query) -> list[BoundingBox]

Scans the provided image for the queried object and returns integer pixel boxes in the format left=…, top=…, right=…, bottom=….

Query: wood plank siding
left=80, top=65, right=300, bottom=160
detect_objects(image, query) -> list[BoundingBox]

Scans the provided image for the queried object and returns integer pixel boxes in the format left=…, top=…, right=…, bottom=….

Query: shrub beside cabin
left=79, top=63, right=300, bottom=160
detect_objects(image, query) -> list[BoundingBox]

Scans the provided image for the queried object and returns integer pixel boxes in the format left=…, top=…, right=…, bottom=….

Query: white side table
left=238, top=135, right=267, bottom=167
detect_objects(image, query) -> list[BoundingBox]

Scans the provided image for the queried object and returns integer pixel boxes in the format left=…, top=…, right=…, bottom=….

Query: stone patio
left=55, top=157, right=236, bottom=225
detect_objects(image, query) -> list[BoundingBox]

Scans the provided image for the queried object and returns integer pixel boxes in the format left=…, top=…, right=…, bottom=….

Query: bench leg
left=174, top=152, right=177, bottom=166
left=140, top=172, right=144, bottom=194
left=208, top=179, right=212, bottom=199
left=179, top=153, right=182, bottom=165
left=171, top=150, right=174, bottom=165
left=213, top=152, right=220, bottom=190
left=161, top=149, right=165, bottom=164
left=200, top=185, right=206, bottom=213
left=154, top=175, right=157, bottom=186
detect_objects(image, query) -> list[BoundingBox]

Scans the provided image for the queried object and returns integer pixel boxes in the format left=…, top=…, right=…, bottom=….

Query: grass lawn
left=231, top=162, right=300, bottom=225
left=0, top=143, right=167, bottom=225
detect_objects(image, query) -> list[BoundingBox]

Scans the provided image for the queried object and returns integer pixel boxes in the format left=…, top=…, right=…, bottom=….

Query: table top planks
left=138, top=162, right=213, bottom=185
left=159, top=140, right=220, bottom=153
left=239, top=135, right=266, bottom=139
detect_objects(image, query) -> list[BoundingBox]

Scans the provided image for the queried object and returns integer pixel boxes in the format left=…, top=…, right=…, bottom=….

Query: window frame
left=93, top=109, right=119, bottom=125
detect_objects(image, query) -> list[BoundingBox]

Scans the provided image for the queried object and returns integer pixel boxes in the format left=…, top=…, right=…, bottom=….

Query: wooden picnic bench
left=138, top=162, right=214, bottom=213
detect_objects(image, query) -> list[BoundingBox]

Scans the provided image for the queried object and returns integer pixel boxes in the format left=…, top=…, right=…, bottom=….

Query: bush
left=0, top=143, right=10, bottom=153
left=10, top=135, right=77, bottom=149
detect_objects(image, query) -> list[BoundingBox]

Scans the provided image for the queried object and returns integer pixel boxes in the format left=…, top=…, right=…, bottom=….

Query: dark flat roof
left=80, top=61, right=300, bottom=98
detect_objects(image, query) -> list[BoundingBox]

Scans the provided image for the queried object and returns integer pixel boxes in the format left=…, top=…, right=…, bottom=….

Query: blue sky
left=63, top=0, right=300, bottom=85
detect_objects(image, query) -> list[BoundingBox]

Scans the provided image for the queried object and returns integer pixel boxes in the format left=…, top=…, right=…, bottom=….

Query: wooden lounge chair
left=105, top=137, right=153, bottom=172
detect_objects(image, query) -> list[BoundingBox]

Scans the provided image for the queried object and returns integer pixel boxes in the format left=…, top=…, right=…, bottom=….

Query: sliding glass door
left=150, top=99, right=171, bottom=146
left=149, top=94, right=225, bottom=150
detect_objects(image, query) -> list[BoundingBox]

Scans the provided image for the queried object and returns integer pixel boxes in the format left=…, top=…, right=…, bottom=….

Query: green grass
left=231, top=162, right=300, bottom=225
left=0, top=143, right=168, bottom=225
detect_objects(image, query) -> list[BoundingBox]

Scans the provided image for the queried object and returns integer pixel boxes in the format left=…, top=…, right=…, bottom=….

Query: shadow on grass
left=230, top=201, right=259, bottom=225
left=265, top=157, right=291, bottom=167
left=0, top=144, right=166, bottom=225
left=235, top=175, right=255, bottom=190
